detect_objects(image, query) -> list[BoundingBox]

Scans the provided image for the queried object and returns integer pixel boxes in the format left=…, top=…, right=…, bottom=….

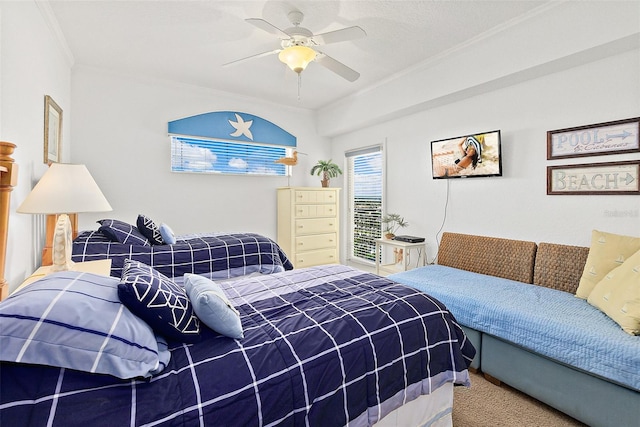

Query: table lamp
left=17, top=163, right=112, bottom=271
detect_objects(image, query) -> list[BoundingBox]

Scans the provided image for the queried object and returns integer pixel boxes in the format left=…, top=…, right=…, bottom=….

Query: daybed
left=390, top=231, right=640, bottom=427
left=0, top=263, right=475, bottom=426
left=72, top=218, right=293, bottom=279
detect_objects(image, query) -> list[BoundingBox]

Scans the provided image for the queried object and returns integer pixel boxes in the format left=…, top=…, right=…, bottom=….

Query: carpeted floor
left=452, top=371, right=586, bottom=427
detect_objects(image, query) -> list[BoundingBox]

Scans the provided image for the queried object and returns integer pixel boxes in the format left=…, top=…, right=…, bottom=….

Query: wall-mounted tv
left=430, top=130, right=502, bottom=179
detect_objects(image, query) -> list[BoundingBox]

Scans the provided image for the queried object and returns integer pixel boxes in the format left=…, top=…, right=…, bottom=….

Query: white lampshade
left=17, top=163, right=112, bottom=214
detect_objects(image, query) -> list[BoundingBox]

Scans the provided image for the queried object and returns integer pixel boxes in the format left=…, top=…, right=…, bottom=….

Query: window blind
left=171, top=136, right=290, bottom=176
left=347, top=146, right=383, bottom=263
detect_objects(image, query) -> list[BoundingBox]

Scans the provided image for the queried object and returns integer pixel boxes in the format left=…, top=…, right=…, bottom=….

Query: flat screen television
left=430, top=130, right=502, bottom=179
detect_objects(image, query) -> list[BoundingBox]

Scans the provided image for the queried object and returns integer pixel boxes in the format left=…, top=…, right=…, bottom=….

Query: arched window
left=168, top=112, right=296, bottom=176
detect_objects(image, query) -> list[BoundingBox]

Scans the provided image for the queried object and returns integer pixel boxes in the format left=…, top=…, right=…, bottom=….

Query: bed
left=0, top=263, right=474, bottom=426
left=72, top=218, right=294, bottom=279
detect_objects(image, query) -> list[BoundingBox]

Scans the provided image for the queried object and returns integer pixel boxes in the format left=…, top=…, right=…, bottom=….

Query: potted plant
left=310, top=159, right=343, bottom=187
left=382, top=213, right=408, bottom=239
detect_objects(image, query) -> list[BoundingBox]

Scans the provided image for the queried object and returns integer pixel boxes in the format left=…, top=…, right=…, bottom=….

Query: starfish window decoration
left=228, top=113, right=253, bottom=140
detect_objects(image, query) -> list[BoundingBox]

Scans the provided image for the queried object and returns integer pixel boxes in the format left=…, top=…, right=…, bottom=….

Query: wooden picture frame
left=44, top=95, right=63, bottom=164
left=547, top=160, right=640, bottom=195
left=547, top=117, right=640, bottom=160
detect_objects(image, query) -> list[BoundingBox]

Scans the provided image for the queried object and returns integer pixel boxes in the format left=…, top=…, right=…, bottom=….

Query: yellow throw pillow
left=587, top=249, right=640, bottom=335
left=575, top=230, right=640, bottom=299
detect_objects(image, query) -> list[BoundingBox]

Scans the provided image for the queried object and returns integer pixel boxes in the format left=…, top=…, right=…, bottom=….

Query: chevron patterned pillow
left=137, top=214, right=165, bottom=245
left=118, top=259, right=200, bottom=343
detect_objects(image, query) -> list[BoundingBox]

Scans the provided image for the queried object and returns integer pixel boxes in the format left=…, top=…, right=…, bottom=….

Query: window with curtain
left=346, top=146, right=384, bottom=263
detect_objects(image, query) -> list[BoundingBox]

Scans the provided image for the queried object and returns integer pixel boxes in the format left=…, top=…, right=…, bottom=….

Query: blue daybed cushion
left=118, top=260, right=200, bottom=343
left=98, top=219, right=150, bottom=246
left=389, top=265, right=640, bottom=391
left=0, top=271, right=170, bottom=379
left=183, top=273, right=244, bottom=339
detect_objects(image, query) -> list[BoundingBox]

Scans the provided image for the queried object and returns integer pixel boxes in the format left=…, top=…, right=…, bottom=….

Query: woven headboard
left=437, top=232, right=538, bottom=283
left=533, top=242, right=590, bottom=293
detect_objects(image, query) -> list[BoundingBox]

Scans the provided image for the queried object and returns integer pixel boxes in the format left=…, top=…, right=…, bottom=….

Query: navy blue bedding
left=0, top=265, right=474, bottom=427
left=72, top=231, right=293, bottom=279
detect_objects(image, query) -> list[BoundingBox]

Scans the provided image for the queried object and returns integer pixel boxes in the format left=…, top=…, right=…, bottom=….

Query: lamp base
left=42, top=213, right=77, bottom=266
left=51, top=214, right=75, bottom=272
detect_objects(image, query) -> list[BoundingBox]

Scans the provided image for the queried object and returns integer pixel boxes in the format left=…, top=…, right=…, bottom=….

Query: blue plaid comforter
left=0, top=265, right=474, bottom=427
left=72, top=231, right=293, bottom=279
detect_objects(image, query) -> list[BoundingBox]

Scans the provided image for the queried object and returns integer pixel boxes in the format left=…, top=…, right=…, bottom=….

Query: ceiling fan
left=224, top=10, right=366, bottom=82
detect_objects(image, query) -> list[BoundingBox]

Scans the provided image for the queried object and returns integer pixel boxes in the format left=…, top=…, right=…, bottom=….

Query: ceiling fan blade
left=315, top=52, right=360, bottom=82
left=222, top=49, right=281, bottom=67
left=246, top=18, right=291, bottom=39
left=311, top=26, right=366, bottom=45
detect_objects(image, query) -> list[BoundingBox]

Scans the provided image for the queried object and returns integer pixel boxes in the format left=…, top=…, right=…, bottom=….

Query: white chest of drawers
left=277, top=187, right=340, bottom=268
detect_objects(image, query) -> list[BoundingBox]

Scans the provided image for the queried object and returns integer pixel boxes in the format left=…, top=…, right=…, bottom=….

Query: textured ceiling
left=48, top=0, right=548, bottom=110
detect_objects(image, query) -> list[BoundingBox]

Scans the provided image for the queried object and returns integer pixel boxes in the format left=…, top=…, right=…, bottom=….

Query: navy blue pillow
left=137, top=214, right=164, bottom=245
left=98, top=219, right=150, bottom=246
left=118, top=259, right=200, bottom=343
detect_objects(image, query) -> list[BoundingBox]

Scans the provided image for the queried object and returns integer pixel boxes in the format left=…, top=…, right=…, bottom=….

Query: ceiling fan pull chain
left=297, top=73, right=302, bottom=101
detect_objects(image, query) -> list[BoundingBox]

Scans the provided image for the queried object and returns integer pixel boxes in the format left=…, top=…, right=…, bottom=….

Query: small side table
left=13, top=259, right=113, bottom=294
left=375, top=238, right=426, bottom=276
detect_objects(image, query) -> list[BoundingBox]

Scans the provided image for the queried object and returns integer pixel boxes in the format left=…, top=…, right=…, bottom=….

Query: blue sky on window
left=353, top=152, right=383, bottom=198
left=171, top=137, right=288, bottom=176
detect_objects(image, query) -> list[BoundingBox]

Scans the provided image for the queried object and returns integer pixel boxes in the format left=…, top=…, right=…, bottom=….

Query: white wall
left=1, top=1, right=72, bottom=290
left=328, top=1, right=640, bottom=262
left=2, top=1, right=639, bottom=293
left=331, top=49, right=640, bottom=260
left=70, top=67, right=331, bottom=237
left=319, top=1, right=640, bottom=138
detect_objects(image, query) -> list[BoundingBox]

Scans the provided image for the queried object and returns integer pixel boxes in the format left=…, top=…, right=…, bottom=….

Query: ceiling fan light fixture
left=278, top=46, right=316, bottom=73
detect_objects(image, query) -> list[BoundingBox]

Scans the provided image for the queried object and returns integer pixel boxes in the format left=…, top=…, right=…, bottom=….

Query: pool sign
left=547, top=117, right=639, bottom=159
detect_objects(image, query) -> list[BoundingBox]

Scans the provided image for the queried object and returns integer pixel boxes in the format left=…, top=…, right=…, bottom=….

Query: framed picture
left=547, top=160, right=640, bottom=195
left=547, top=117, right=640, bottom=160
left=44, top=95, right=63, bottom=164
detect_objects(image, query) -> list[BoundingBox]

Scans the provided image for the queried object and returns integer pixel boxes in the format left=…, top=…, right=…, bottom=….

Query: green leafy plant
left=310, top=159, right=343, bottom=187
left=382, top=213, right=408, bottom=236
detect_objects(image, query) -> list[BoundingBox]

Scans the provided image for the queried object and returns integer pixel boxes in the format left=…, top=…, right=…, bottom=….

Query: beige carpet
left=452, top=371, right=586, bottom=427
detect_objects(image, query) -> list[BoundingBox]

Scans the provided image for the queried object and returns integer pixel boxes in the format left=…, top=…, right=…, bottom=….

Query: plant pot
left=321, top=179, right=330, bottom=188
left=385, top=233, right=395, bottom=239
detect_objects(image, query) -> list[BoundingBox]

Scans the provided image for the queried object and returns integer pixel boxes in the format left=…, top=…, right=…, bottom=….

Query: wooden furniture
left=0, top=142, right=18, bottom=301
left=12, top=259, right=112, bottom=294
left=375, top=238, right=426, bottom=276
left=277, top=187, right=340, bottom=268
